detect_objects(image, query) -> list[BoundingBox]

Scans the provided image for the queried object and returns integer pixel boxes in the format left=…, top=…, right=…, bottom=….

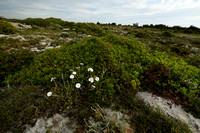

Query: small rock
left=40, top=42, right=47, bottom=45
left=9, top=22, right=32, bottom=29
left=63, top=28, right=70, bottom=31
left=55, top=45, right=61, bottom=48
left=190, top=47, right=199, bottom=53
left=25, top=114, right=77, bottom=133
left=31, top=47, right=42, bottom=52
left=46, top=118, right=53, bottom=128
left=45, top=46, right=54, bottom=50
left=12, top=35, right=26, bottom=41
left=0, top=34, right=9, bottom=38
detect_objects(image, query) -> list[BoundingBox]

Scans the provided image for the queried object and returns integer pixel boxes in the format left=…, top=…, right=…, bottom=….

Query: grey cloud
left=0, top=0, right=200, bottom=27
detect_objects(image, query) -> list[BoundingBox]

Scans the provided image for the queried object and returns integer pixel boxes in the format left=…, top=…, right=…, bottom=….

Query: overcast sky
left=0, top=0, right=200, bottom=27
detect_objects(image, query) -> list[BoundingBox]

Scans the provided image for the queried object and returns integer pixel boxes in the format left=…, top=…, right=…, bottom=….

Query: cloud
left=0, top=0, right=200, bottom=27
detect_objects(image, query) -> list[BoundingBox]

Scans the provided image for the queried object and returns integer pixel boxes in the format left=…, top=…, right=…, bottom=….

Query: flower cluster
left=47, top=63, right=100, bottom=97
left=70, top=71, right=77, bottom=79
left=88, top=77, right=99, bottom=83
left=88, top=68, right=94, bottom=72
left=69, top=66, right=99, bottom=89
left=72, top=67, right=99, bottom=89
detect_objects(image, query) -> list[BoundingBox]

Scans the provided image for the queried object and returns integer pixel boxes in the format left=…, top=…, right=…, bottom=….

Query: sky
left=0, top=0, right=200, bottom=27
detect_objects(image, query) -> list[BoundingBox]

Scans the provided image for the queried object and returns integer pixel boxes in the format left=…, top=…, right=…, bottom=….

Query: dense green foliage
left=0, top=85, right=47, bottom=132
left=74, top=22, right=106, bottom=36
left=23, top=18, right=51, bottom=27
left=0, top=49, right=34, bottom=87
left=0, top=20, right=17, bottom=34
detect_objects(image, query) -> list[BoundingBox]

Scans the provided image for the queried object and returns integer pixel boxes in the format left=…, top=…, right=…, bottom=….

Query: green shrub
left=0, top=49, right=34, bottom=87
left=74, top=23, right=106, bottom=36
left=23, top=18, right=50, bottom=27
left=186, top=54, right=200, bottom=68
left=0, top=20, right=16, bottom=34
left=135, top=31, right=151, bottom=38
left=7, top=35, right=146, bottom=109
left=45, top=17, right=65, bottom=26
left=181, top=96, right=200, bottom=119
left=161, top=31, right=175, bottom=37
left=141, top=51, right=200, bottom=97
left=60, top=32, right=69, bottom=37
left=0, top=85, right=47, bottom=132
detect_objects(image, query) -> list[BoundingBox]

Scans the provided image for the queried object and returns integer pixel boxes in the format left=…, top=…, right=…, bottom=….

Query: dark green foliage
left=23, top=18, right=50, bottom=27
left=135, top=31, right=151, bottom=38
left=170, top=46, right=190, bottom=56
left=0, top=49, right=34, bottom=87
left=154, top=24, right=169, bottom=29
left=74, top=22, right=106, bottom=36
left=161, top=31, right=175, bottom=37
left=0, top=20, right=17, bottom=34
left=45, top=17, right=65, bottom=26
left=186, top=54, right=200, bottom=68
left=141, top=51, right=200, bottom=97
left=0, top=85, right=47, bottom=132
left=64, top=21, right=75, bottom=28
left=181, top=96, right=200, bottom=119
left=60, top=32, right=69, bottom=37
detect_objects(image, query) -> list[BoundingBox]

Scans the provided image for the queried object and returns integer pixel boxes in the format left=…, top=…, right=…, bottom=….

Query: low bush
left=186, top=54, right=200, bottom=68
left=0, top=49, right=34, bottom=87
left=0, top=20, right=17, bottom=34
left=74, top=23, right=106, bottom=36
left=161, top=31, right=175, bottom=37
left=45, top=17, right=65, bottom=26
left=23, top=18, right=50, bottom=27
left=0, top=85, right=47, bottom=132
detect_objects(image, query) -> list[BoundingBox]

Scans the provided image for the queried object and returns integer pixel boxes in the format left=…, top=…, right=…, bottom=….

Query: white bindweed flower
left=95, top=77, right=99, bottom=82
left=76, top=67, right=80, bottom=69
left=47, top=92, right=52, bottom=97
left=70, top=75, right=74, bottom=79
left=75, top=83, right=81, bottom=88
left=88, top=77, right=94, bottom=83
left=80, top=63, right=84, bottom=66
left=72, top=71, right=77, bottom=75
left=88, top=68, right=94, bottom=72
left=92, top=85, right=96, bottom=88
left=51, top=77, right=56, bottom=82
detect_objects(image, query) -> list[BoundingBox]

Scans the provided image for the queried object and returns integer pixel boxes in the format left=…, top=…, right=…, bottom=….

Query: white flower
left=70, top=75, right=74, bottom=79
left=75, top=83, right=81, bottom=88
left=88, top=77, right=94, bottom=83
left=47, top=92, right=52, bottom=97
left=88, top=68, right=94, bottom=72
left=72, top=71, right=77, bottom=75
left=51, top=77, right=56, bottom=82
left=76, top=67, right=80, bottom=69
left=92, top=85, right=96, bottom=88
left=80, top=63, right=84, bottom=66
left=95, top=77, right=99, bottom=81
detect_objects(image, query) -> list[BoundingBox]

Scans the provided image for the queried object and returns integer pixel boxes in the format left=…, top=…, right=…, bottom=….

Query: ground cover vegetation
left=0, top=17, right=199, bottom=132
